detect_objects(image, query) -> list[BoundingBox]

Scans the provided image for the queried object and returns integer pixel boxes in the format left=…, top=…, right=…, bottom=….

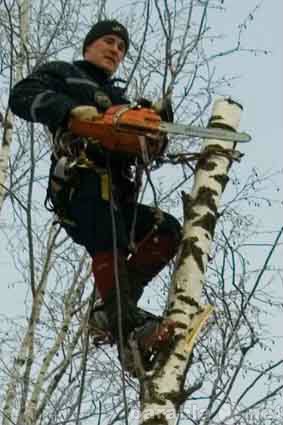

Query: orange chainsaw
left=68, top=104, right=251, bottom=160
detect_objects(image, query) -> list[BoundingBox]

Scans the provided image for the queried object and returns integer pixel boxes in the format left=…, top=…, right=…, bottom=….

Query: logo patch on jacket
left=94, top=91, right=112, bottom=110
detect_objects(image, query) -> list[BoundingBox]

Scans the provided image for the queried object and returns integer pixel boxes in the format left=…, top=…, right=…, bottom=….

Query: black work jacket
left=9, top=59, right=129, bottom=134
left=9, top=60, right=136, bottom=196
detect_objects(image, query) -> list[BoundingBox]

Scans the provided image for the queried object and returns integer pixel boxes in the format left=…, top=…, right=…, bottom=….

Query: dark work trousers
left=63, top=168, right=182, bottom=303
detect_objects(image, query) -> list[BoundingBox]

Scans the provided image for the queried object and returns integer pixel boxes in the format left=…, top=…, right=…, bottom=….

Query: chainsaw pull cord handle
left=112, top=103, right=158, bottom=161
left=112, top=103, right=152, bottom=164
left=112, top=102, right=139, bottom=128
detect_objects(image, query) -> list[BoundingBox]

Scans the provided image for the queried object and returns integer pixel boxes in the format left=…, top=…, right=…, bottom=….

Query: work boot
left=88, top=298, right=113, bottom=344
left=121, top=317, right=177, bottom=375
left=133, top=318, right=176, bottom=354
left=89, top=296, right=177, bottom=374
left=88, top=296, right=158, bottom=345
left=91, top=252, right=156, bottom=344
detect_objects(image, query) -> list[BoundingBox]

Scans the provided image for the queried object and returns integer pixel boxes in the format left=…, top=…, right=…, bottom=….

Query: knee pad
left=128, top=232, right=179, bottom=280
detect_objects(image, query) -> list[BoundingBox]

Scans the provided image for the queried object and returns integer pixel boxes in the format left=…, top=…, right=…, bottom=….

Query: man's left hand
left=136, top=97, right=174, bottom=123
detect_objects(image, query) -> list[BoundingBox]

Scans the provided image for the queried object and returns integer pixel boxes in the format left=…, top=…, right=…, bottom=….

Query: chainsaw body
left=68, top=105, right=163, bottom=158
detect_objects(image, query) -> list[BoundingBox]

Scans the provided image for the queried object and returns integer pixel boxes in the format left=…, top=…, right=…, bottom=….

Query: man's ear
left=83, top=48, right=89, bottom=60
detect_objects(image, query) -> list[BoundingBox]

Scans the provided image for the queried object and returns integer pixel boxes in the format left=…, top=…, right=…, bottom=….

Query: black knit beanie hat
left=83, top=20, right=129, bottom=55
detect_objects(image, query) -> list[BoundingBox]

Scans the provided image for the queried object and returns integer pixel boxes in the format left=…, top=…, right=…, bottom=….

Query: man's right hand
left=69, top=105, right=102, bottom=123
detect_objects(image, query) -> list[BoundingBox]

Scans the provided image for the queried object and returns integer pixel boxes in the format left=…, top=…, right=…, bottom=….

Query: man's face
left=84, top=34, right=126, bottom=75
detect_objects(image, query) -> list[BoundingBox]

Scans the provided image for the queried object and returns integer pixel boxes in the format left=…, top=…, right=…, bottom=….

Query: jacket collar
left=74, top=60, right=111, bottom=84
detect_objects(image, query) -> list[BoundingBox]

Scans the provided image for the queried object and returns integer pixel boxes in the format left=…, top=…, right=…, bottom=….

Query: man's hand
left=136, top=97, right=174, bottom=123
left=69, top=105, right=102, bottom=122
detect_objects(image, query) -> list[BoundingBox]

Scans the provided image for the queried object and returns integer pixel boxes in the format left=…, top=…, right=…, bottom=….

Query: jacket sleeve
left=9, top=61, right=80, bottom=129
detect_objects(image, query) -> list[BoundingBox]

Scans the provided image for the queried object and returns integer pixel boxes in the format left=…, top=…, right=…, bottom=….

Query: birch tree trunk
left=0, top=0, right=29, bottom=212
left=139, top=98, right=244, bottom=425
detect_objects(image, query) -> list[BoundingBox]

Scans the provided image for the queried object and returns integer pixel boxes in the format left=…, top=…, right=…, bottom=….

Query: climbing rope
left=158, top=146, right=243, bottom=166
left=106, top=155, right=130, bottom=425
left=128, top=163, right=143, bottom=254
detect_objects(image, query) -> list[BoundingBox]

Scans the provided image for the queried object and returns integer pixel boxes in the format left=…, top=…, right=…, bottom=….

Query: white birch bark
left=1, top=3, right=30, bottom=418
left=0, top=0, right=29, bottom=212
left=0, top=113, right=13, bottom=212
left=139, top=98, right=244, bottom=425
left=2, top=225, right=56, bottom=425
left=23, top=260, right=90, bottom=425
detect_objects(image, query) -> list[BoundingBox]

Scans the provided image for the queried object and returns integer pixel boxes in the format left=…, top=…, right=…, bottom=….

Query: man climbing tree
left=9, top=19, right=182, bottom=372
left=3, top=2, right=281, bottom=425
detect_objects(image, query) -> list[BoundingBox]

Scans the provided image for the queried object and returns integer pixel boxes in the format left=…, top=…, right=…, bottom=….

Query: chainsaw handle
left=106, top=104, right=161, bottom=133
